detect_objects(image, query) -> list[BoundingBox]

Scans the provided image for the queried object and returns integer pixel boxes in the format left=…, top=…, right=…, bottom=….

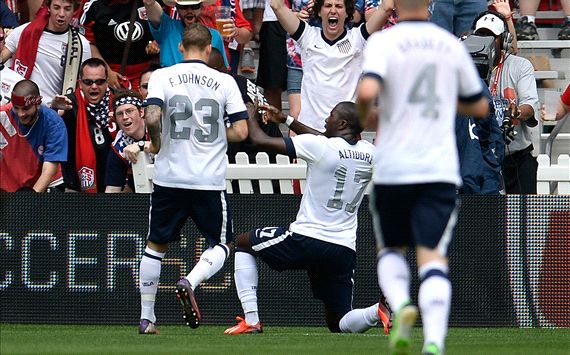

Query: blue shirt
left=149, top=13, right=229, bottom=68
left=13, top=105, right=68, bottom=163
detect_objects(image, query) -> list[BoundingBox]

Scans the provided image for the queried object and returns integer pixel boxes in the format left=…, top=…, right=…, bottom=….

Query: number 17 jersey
left=288, top=135, right=375, bottom=251
left=145, top=59, right=248, bottom=190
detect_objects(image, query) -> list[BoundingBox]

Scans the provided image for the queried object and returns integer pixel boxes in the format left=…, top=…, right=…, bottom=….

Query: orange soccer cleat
left=224, top=316, right=263, bottom=334
left=378, top=298, right=393, bottom=335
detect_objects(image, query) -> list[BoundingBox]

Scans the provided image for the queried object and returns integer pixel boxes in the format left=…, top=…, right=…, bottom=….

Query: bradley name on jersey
left=396, top=37, right=451, bottom=53
left=338, top=148, right=373, bottom=164
left=168, top=72, right=221, bottom=90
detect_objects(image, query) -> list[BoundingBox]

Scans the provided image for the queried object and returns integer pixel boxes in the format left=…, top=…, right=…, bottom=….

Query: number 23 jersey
left=288, top=135, right=375, bottom=251
left=145, top=60, right=248, bottom=190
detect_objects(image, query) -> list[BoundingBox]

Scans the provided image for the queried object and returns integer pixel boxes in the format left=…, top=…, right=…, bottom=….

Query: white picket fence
left=536, top=154, right=570, bottom=194
left=132, top=152, right=307, bottom=194
left=133, top=152, right=570, bottom=195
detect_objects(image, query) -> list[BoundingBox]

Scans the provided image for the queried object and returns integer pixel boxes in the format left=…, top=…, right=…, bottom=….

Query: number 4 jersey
left=287, top=135, right=375, bottom=251
left=145, top=59, right=248, bottom=190
left=362, top=22, right=483, bottom=186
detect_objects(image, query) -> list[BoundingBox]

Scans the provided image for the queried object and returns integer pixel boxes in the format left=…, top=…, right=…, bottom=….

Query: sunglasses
left=177, top=3, right=201, bottom=10
left=81, top=78, right=107, bottom=86
left=140, top=83, right=149, bottom=90
left=0, top=35, right=5, bottom=42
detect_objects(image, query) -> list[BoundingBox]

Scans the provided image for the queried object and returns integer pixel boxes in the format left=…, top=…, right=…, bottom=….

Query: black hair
left=80, top=57, right=108, bottom=78
left=311, top=0, right=355, bottom=25
left=13, top=79, right=40, bottom=96
left=333, top=101, right=362, bottom=134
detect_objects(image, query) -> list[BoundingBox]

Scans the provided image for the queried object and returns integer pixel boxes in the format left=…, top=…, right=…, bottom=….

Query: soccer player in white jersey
left=224, top=102, right=392, bottom=335
left=136, top=23, right=248, bottom=335
left=356, top=0, right=489, bottom=353
left=270, top=0, right=394, bottom=131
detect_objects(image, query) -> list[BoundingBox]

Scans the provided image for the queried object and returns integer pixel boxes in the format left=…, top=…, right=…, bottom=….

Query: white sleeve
left=362, top=33, right=388, bottom=78
left=514, top=58, right=539, bottom=110
left=5, top=23, right=25, bottom=54
left=81, top=35, right=92, bottom=60
left=223, top=76, right=247, bottom=116
left=145, top=69, right=165, bottom=105
left=291, top=134, right=327, bottom=163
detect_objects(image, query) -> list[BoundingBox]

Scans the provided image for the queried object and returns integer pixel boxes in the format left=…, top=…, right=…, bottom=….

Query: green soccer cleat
left=421, top=343, right=442, bottom=355
left=389, top=304, right=418, bottom=355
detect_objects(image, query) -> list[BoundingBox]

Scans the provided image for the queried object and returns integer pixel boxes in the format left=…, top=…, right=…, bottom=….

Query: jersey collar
left=180, top=59, right=207, bottom=65
left=321, top=28, right=348, bottom=46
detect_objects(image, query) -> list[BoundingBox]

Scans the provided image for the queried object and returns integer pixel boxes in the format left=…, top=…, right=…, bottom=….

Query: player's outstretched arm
left=247, top=112, right=288, bottom=155
left=145, top=105, right=162, bottom=154
left=271, top=0, right=301, bottom=35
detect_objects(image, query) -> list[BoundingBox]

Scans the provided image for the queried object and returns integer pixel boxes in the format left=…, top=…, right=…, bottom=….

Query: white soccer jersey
left=5, top=23, right=91, bottom=106
left=295, top=23, right=368, bottom=131
left=289, top=135, right=375, bottom=251
left=1, top=66, right=24, bottom=105
left=146, top=60, right=248, bottom=190
left=362, top=21, right=483, bottom=186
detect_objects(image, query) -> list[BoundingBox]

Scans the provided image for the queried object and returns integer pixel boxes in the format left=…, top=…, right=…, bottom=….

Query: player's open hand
left=258, top=103, right=284, bottom=124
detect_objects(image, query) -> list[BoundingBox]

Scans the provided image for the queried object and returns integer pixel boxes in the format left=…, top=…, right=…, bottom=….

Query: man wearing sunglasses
left=52, top=58, right=116, bottom=193
left=143, top=0, right=229, bottom=68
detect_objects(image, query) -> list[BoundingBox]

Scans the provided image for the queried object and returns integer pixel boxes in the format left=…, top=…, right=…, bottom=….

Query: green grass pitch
left=1, top=324, right=568, bottom=354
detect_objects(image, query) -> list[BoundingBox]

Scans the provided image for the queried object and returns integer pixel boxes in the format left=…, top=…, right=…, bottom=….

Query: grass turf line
left=1, top=324, right=569, bottom=354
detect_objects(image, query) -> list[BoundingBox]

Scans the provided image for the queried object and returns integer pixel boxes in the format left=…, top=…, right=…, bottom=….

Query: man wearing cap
left=0, top=79, right=68, bottom=192
left=105, top=90, right=153, bottom=192
left=473, top=10, right=539, bottom=194
left=143, top=0, right=229, bottom=68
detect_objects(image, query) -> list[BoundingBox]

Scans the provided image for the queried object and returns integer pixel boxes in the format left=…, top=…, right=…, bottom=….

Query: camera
left=461, top=34, right=497, bottom=82
left=500, top=108, right=517, bottom=144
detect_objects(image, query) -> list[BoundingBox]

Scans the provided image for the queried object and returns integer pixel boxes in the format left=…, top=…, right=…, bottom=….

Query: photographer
left=472, top=10, right=539, bottom=194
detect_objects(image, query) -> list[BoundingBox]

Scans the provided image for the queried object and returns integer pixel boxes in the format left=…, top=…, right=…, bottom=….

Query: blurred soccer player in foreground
left=357, top=0, right=488, bottom=352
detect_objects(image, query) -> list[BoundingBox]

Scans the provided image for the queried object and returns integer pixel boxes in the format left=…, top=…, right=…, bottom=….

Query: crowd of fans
left=0, top=0, right=568, bottom=193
